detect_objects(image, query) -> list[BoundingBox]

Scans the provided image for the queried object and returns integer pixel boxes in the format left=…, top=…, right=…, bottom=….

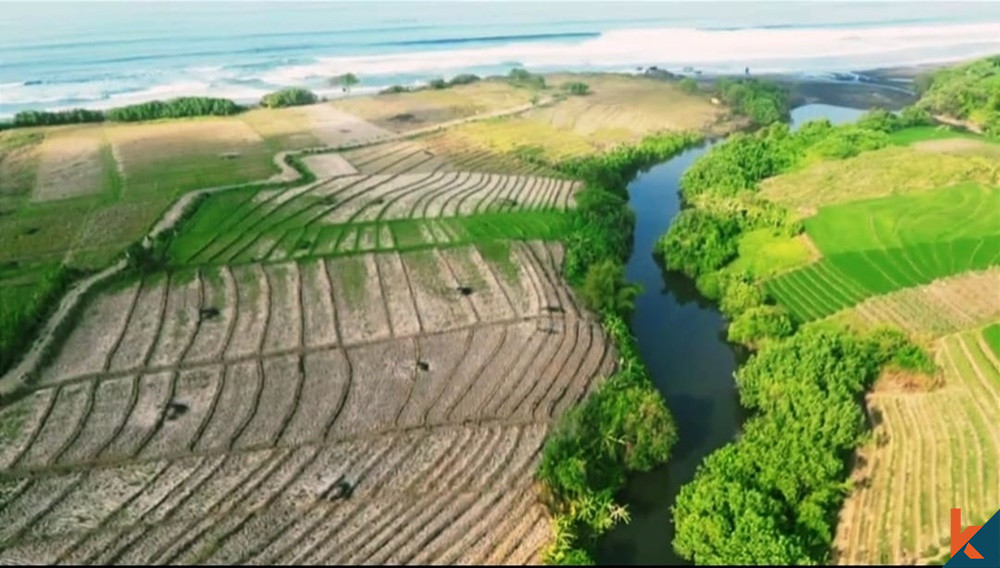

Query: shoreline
left=0, top=58, right=964, bottom=123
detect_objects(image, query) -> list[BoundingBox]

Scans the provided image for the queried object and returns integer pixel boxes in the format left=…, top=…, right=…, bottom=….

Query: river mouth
left=596, top=102, right=872, bottom=565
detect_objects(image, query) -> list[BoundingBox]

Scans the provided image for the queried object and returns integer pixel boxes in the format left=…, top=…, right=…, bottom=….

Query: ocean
left=2, top=1, right=999, bottom=118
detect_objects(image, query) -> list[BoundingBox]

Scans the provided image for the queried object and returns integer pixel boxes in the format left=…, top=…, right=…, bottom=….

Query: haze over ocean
left=1, top=1, right=999, bottom=118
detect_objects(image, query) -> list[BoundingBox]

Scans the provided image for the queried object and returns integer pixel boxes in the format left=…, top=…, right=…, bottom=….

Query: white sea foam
left=258, top=22, right=1000, bottom=80
left=2, top=21, right=998, bottom=117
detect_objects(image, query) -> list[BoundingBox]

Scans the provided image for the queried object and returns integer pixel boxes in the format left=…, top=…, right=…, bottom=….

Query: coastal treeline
left=12, top=96, right=244, bottom=127
left=915, top=56, right=1000, bottom=136
left=8, top=87, right=324, bottom=128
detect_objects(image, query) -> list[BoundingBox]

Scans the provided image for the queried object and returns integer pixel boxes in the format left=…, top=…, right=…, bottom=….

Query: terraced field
left=168, top=170, right=578, bottom=265
left=829, top=269, right=1000, bottom=339
left=765, top=183, right=1000, bottom=322
left=833, top=324, right=1000, bottom=565
left=0, top=239, right=614, bottom=565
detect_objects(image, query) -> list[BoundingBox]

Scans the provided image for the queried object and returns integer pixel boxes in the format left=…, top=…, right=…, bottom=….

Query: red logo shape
left=952, top=508, right=984, bottom=559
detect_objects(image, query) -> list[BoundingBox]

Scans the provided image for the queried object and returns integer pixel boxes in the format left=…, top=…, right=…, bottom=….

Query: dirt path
left=0, top=98, right=558, bottom=398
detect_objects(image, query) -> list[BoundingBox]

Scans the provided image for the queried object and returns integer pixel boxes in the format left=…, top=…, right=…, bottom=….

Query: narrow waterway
left=597, top=103, right=870, bottom=565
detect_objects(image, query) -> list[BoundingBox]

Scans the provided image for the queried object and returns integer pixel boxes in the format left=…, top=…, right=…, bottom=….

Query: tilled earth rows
left=0, top=241, right=614, bottom=565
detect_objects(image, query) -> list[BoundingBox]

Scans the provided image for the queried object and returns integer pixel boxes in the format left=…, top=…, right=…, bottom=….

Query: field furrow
left=147, top=273, right=202, bottom=367
left=58, top=375, right=137, bottom=464
left=327, top=254, right=392, bottom=345
left=0, top=389, right=57, bottom=469
left=184, top=267, right=237, bottom=364
left=16, top=381, right=93, bottom=469
left=100, top=371, right=174, bottom=459
left=279, top=349, right=349, bottom=445
left=261, top=262, right=302, bottom=354
left=232, top=355, right=301, bottom=449
left=376, top=252, right=423, bottom=337
left=426, top=324, right=506, bottom=424
left=139, top=365, right=223, bottom=459
left=327, top=338, right=416, bottom=438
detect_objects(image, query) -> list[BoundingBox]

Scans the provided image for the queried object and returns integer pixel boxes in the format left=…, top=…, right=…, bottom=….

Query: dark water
left=597, top=103, right=868, bottom=565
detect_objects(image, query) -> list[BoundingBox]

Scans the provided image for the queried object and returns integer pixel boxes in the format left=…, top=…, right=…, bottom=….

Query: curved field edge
left=0, top=97, right=568, bottom=397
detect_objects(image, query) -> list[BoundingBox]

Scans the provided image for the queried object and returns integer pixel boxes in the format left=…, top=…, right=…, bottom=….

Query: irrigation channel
left=597, top=104, right=867, bottom=564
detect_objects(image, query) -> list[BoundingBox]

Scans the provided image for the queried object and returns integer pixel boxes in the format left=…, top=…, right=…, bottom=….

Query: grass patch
left=477, top=241, right=519, bottom=286
left=336, top=255, right=367, bottom=305
left=766, top=184, right=1000, bottom=321
left=887, top=125, right=992, bottom=145
left=983, top=322, right=1000, bottom=359
left=728, top=228, right=813, bottom=278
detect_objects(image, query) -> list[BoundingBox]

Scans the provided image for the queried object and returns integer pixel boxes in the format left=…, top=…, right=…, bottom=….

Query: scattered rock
left=543, top=305, right=564, bottom=313
left=327, top=478, right=354, bottom=501
left=219, top=151, right=241, bottom=160
left=417, top=360, right=430, bottom=372
left=456, top=285, right=474, bottom=296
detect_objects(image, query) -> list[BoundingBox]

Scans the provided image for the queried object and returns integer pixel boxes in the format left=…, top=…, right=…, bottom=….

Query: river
left=597, top=103, right=868, bottom=565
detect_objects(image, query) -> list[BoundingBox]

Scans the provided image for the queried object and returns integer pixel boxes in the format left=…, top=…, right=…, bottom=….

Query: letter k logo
left=953, top=508, right=985, bottom=560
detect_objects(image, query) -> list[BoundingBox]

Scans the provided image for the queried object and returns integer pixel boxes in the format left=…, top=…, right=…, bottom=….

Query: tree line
left=531, top=131, right=702, bottom=564
left=8, top=86, right=327, bottom=129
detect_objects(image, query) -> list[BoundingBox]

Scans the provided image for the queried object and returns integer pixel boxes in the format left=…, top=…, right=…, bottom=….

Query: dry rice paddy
left=32, top=127, right=109, bottom=203
left=0, top=242, right=613, bottom=565
left=833, top=324, right=1000, bottom=565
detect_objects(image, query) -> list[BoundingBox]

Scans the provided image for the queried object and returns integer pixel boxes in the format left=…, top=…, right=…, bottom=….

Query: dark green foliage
left=13, top=108, right=104, bottom=127
left=808, top=126, right=889, bottom=159
left=678, top=77, right=699, bottom=94
left=866, top=327, right=936, bottom=374
left=655, top=209, right=741, bottom=277
left=260, top=87, right=318, bottom=108
left=580, top=260, right=641, bottom=319
left=329, top=72, right=360, bottom=92
left=104, top=97, right=242, bottom=121
left=428, top=78, right=448, bottom=89
left=916, top=56, right=1000, bottom=134
left=536, top=131, right=698, bottom=564
left=539, top=313, right=676, bottom=562
left=727, top=305, right=794, bottom=344
left=674, top=326, right=890, bottom=565
left=563, top=81, right=591, bottom=96
left=507, top=68, right=547, bottom=89
left=448, top=73, right=480, bottom=86
left=379, top=85, right=411, bottom=95
left=0, top=266, right=83, bottom=375
left=557, top=132, right=701, bottom=283
left=716, top=78, right=790, bottom=125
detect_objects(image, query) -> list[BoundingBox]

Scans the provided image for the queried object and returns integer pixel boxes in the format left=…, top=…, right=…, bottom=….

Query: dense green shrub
left=655, top=209, right=741, bottom=277
left=260, top=87, right=318, bottom=108
left=448, top=73, right=481, bottom=86
left=379, top=85, right=410, bottom=95
left=0, top=266, right=83, bottom=375
left=428, top=78, right=448, bottom=89
left=563, top=81, right=591, bottom=96
left=916, top=56, right=1000, bottom=134
left=678, top=77, right=699, bottom=94
left=105, top=97, right=242, bottom=121
left=727, top=305, right=794, bottom=344
left=508, top=67, right=547, bottom=89
left=716, top=78, right=790, bottom=125
left=539, top=313, right=677, bottom=563
left=13, top=108, right=104, bottom=127
left=579, top=259, right=641, bottom=319
left=673, top=326, right=906, bottom=564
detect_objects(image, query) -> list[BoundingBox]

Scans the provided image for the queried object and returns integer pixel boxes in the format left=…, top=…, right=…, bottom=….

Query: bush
left=448, top=73, right=480, bottom=86
left=105, top=97, right=242, bottom=122
left=727, top=305, right=793, bottom=343
left=428, top=78, right=447, bottom=90
left=655, top=209, right=741, bottom=277
left=716, top=78, right=790, bottom=125
left=678, top=77, right=698, bottom=94
left=379, top=85, right=410, bottom=95
left=674, top=326, right=889, bottom=565
left=580, top=260, right=641, bottom=319
left=260, top=87, right=318, bottom=108
left=508, top=67, right=547, bottom=89
left=563, top=81, right=591, bottom=96
left=13, top=108, right=104, bottom=127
